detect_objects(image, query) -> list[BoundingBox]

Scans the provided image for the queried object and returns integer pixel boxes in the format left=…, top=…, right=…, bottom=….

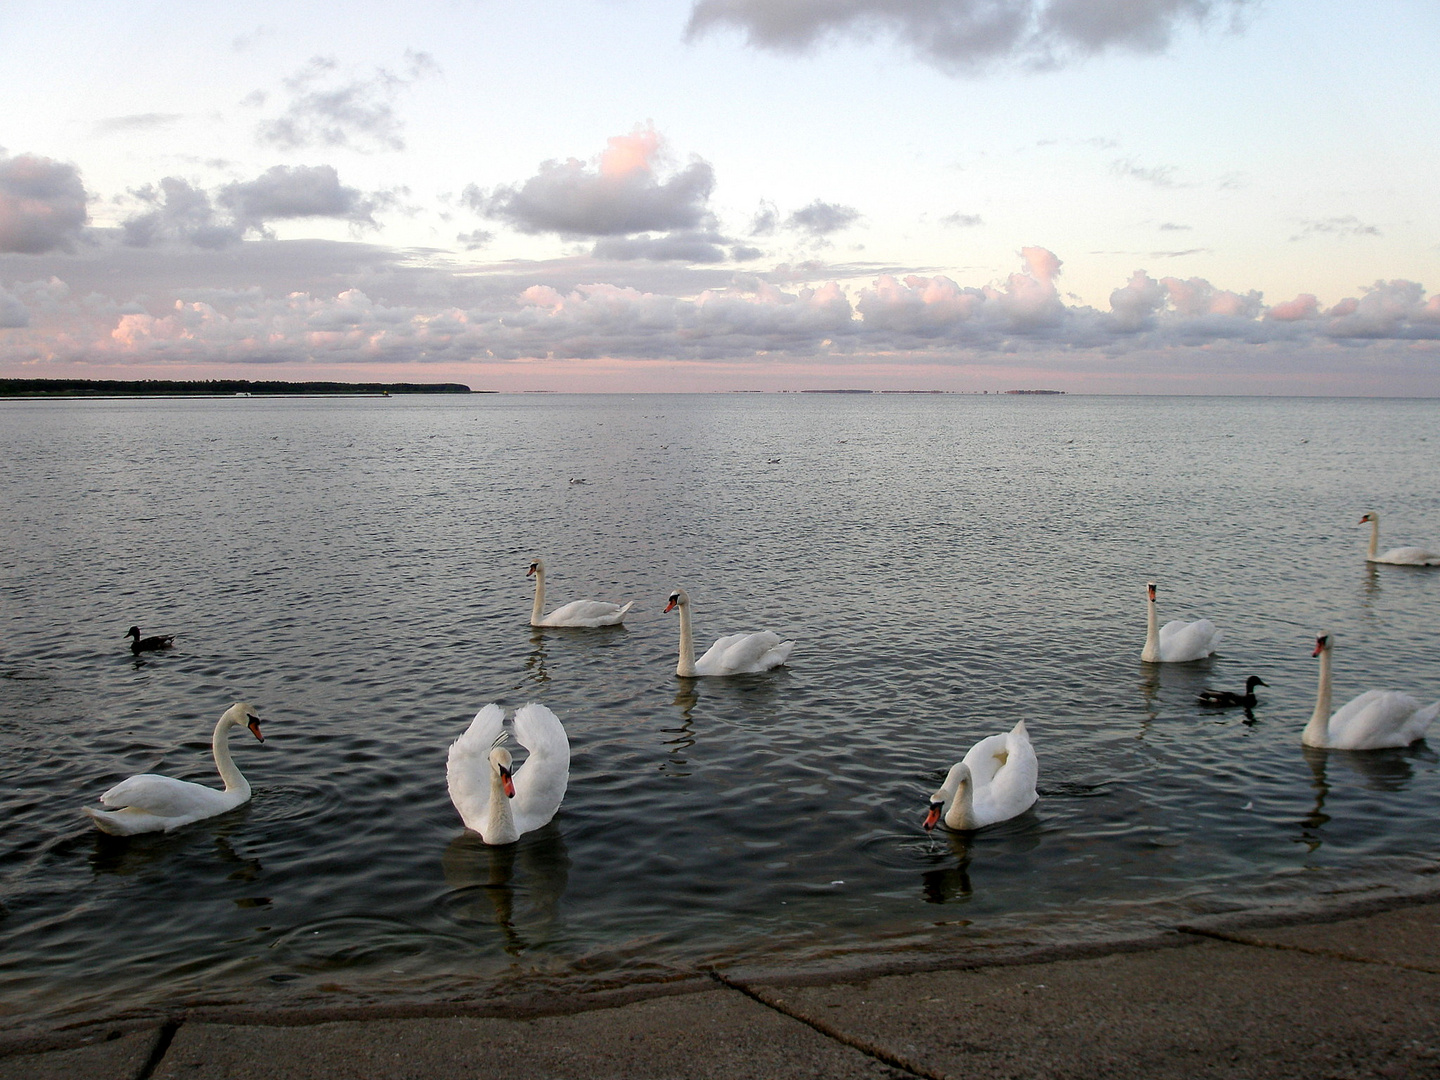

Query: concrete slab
left=0, top=1028, right=157, bottom=1080
left=1238, top=902, right=1440, bottom=972
left=152, top=988, right=904, bottom=1080
left=767, top=938, right=1440, bottom=1080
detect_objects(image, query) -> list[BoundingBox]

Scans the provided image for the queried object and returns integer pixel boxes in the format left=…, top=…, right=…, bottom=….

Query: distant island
left=1004, top=389, right=1065, bottom=395
left=0, top=379, right=475, bottom=397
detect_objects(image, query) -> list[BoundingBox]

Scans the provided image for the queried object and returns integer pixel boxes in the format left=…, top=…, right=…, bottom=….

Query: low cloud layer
left=0, top=153, right=88, bottom=254
left=4, top=243, right=1437, bottom=383
left=686, top=0, right=1253, bottom=72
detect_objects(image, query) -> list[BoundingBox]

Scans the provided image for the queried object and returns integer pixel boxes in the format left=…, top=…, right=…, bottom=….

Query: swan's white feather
left=1372, top=546, right=1440, bottom=567
left=1157, top=618, right=1223, bottom=662
left=1323, top=691, right=1440, bottom=750
left=509, top=703, right=570, bottom=834
left=694, top=631, right=793, bottom=676
left=98, top=774, right=234, bottom=818
left=536, top=599, right=633, bottom=628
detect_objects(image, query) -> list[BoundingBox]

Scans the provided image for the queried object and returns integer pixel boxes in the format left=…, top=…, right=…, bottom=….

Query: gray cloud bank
left=0, top=153, right=88, bottom=254
left=686, top=0, right=1253, bottom=72
left=3, top=242, right=1437, bottom=378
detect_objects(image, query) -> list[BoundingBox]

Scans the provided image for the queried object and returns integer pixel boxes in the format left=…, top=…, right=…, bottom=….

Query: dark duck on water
left=1197, top=675, right=1267, bottom=708
left=126, top=626, right=175, bottom=654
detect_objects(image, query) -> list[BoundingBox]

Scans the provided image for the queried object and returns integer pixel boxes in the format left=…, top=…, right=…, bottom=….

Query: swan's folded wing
left=98, top=774, right=217, bottom=817
left=511, top=703, right=569, bottom=830
left=543, top=599, right=632, bottom=626
left=1159, top=618, right=1221, bottom=660
left=1379, top=546, right=1440, bottom=565
left=1330, top=691, right=1428, bottom=748
left=704, top=631, right=792, bottom=673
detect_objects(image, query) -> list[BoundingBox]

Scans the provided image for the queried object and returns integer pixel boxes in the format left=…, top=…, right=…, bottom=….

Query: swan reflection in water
left=520, top=629, right=551, bottom=687
left=919, top=815, right=1043, bottom=905
left=89, top=827, right=261, bottom=882
left=1298, top=743, right=1434, bottom=852
left=441, top=829, right=570, bottom=955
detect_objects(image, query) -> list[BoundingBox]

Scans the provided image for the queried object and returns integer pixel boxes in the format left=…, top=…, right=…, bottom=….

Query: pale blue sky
left=1, top=0, right=1436, bottom=391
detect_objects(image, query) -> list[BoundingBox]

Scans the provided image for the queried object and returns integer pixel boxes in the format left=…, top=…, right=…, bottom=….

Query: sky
left=0, top=0, right=1437, bottom=393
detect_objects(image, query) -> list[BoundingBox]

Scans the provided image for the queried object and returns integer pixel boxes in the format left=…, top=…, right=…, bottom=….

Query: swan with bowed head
left=663, top=588, right=794, bottom=677
left=1140, top=581, right=1222, bottom=663
left=924, top=720, right=1038, bottom=832
left=84, top=703, right=265, bottom=835
left=1359, top=513, right=1440, bottom=566
left=1303, top=634, right=1439, bottom=750
left=527, top=557, right=633, bottom=627
left=447, top=703, right=569, bottom=845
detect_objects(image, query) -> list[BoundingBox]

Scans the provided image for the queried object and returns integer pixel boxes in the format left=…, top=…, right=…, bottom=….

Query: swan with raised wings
left=84, top=703, right=265, bottom=835
left=1359, top=513, right=1440, bottom=566
left=527, top=557, right=632, bottom=627
left=663, top=588, right=793, bottom=677
left=1303, top=634, right=1439, bottom=750
left=924, top=720, right=1038, bottom=832
left=447, top=703, right=570, bottom=845
left=1141, top=582, right=1222, bottom=663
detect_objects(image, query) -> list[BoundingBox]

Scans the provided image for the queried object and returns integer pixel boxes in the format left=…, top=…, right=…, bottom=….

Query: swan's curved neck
left=1304, top=646, right=1333, bottom=745
left=675, top=601, right=697, bottom=677
left=486, top=764, right=517, bottom=843
left=530, top=566, right=546, bottom=625
left=211, top=717, right=248, bottom=797
left=1141, top=594, right=1160, bottom=663
left=1367, top=517, right=1379, bottom=560
left=941, top=764, right=975, bottom=830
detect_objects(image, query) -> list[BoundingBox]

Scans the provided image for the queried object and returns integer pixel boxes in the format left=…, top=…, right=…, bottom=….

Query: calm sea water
left=2, top=393, right=1439, bottom=1027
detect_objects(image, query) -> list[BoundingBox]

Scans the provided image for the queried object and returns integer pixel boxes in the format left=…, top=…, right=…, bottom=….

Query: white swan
left=924, top=720, right=1038, bottom=832
left=447, top=703, right=570, bottom=845
left=1302, top=634, right=1439, bottom=750
left=663, top=588, right=794, bottom=677
left=84, top=703, right=265, bottom=835
left=1141, top=582, right=1222, bottom=663
left=1359, top=513, right=1440, bottom=566
left=527, top=557, right=632, bottom=627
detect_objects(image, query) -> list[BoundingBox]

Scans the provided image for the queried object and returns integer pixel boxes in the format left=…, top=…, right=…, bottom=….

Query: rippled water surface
left=3, top=393, right=1439, bottom=1026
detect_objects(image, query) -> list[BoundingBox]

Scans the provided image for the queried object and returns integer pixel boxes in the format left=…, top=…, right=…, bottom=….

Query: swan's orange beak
left=247, top=716, right=265, bottom=743
left=923, top=802, right=942, bottom=832
left=527, top=566, right=536, bottom=577
left=500, top=765, right=515, bottom=798
left=1147, top=583, right=1156, bottom=601
left=1312, top=636, right=1327, bottom=657
left=663, top=598, right=678, bottom=613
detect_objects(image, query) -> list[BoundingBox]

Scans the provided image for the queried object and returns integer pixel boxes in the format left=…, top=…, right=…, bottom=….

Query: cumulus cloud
left=120, top=166, right=388, bottom=248
left=685, top=0, right=1253, bottom=73
left=941, top=212, right=984, bottom=228
left=255, top=51, right=438, bottom=152
left=786, top=200, right=861, bottom=238
left=0, top=153, right=88, bottom=254
left=470, top=125, right=717, bottom=238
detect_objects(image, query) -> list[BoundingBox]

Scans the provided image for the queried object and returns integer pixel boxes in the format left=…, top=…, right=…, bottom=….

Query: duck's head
left=222, top=702, right=265, bottom=743
left=1359, top=512, right=1377, bottom=525
left=664, top=589, right=689, bottom=614
left=125, top=626, right=141, bottom=640
left=527, top=558, right=543, bottom=578
left=489, top=745, right=515, bottom=797
left=1245, top=675, right=1269, bottom=691
left=1146, top=582, right=1157, bottom=602
left=1312, top=633, right=1331, bottom=657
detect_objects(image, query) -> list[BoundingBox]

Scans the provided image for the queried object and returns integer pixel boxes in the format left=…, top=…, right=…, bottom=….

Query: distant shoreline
left=0, top=379, right=476, bottom=398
